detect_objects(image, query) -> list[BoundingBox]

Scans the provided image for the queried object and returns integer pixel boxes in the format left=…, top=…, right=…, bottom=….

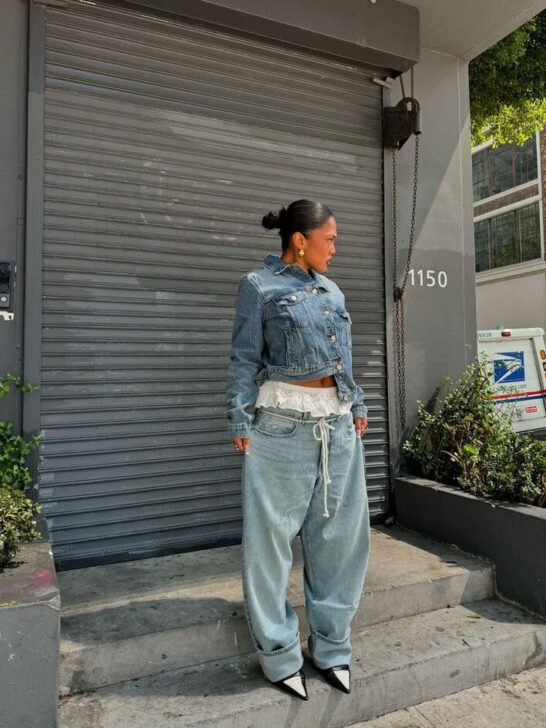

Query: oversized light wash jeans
left=241, top=404, right=371, bottom=683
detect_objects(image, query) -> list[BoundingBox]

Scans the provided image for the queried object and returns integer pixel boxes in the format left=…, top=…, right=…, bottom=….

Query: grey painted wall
left=122, top=0, right=420, bottom=72
left=477, top=270, right=546, bottom=330
left=384, top=48, right=478, bottom=468
left=0, top=0, right=28, bottom=433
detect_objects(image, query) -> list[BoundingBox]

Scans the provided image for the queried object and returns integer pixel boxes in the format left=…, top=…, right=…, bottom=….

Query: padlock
left=383, top=97, right=421, bottom=150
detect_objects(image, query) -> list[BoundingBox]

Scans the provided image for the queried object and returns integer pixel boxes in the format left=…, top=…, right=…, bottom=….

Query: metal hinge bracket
left=372, top=76, right=395, bottom=88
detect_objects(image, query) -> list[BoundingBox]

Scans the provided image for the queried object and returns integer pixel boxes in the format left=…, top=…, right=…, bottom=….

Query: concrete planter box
left=0, top=515, right=60, bottom=728
left=395, top=475, right=546, bottom=619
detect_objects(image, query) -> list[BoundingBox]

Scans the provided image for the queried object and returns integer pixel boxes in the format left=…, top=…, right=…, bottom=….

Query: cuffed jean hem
left=307, top=630, right=352, bottom=670
left=256, top=634, right=304, bottom=683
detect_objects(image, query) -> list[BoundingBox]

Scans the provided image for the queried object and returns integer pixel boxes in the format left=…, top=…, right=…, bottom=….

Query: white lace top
left=255, top=380, right=353, bottom=417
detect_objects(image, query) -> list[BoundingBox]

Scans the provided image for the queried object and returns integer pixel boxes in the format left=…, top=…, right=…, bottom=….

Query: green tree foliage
left=470, top=11, right=546, bottom=147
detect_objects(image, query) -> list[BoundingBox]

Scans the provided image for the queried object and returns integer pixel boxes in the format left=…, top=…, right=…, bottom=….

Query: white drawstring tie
left=312, top=418, right=336, bottom=517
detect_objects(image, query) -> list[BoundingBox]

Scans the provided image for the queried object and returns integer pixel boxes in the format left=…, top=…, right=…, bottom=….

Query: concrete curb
left=394, top=475, right=546, bottom=618
left=0, top=535, right=60, bottom=728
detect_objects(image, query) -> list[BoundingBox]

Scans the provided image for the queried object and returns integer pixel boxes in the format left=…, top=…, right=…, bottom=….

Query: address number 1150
left=408, top=269, right=448, bottom=288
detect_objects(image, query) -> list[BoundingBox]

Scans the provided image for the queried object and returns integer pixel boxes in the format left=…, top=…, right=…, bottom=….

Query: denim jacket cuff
left=350, top=404, right=368, bottom=419
left=227, top=422, right=252, bottom=438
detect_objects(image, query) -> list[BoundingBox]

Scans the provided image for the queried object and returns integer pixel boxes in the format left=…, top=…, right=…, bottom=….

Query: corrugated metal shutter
left=39, top=0, right=390, bottom=568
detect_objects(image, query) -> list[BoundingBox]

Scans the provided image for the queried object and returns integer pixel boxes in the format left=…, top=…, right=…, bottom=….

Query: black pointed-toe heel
left=319, top=664, right=351, bottom=694
left=272, top=668, right=309, bottom=700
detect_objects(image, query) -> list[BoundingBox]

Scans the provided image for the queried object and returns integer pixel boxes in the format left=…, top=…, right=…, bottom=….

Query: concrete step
left=57, top=526, right=494, bottom=694
left=58, top=526, right=494, bottom=694
left=58, top=598, right=546, bottom=728
left=347, top=664, right=546, bottom=727
left=57, top=525, right=495, bottom=694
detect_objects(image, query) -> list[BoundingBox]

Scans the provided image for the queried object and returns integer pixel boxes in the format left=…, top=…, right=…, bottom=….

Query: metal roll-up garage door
left=37, top=0, right=390, bottom=568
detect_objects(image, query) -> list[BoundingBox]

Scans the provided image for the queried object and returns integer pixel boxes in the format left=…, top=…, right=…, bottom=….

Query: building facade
left=474, top=124, right=546, bottom=329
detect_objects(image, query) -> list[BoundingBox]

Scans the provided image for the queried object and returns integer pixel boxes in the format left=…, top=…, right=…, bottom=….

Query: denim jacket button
left=336, top=363, right=342, bottom=370
left=290, top=295, right=297, bottom=300
left=324, top=309, right=330, bottom=315
left=331, top=335, right=336, bottom=341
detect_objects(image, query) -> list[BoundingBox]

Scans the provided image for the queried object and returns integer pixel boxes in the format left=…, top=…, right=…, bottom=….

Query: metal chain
left=393, top=132, right=420, bottom=435
left=392, top=144, right=399, bottom=427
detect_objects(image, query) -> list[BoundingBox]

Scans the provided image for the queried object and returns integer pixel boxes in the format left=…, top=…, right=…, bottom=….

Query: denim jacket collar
left=263, top=253, right=318, bottom=281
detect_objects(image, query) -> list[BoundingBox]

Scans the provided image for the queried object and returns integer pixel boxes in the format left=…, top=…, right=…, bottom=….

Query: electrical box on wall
left=0, top=261, right=16, bottom=321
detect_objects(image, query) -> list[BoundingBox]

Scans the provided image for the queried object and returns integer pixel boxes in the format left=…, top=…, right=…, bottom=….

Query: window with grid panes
left=472, top=150, right=488, bottom=202
left=474, top=219, right=490, bottom=272
left=474, top=201, right=541, bottom=272
left=518, top=203, right=541, bottom=261
left=472, top=135, right=538, bottom=202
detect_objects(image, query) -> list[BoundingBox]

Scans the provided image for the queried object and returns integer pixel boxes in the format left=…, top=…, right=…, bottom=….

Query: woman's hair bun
left=261, top=199, right=334, bottom=245
left=261, top=206, right=287, bottom=230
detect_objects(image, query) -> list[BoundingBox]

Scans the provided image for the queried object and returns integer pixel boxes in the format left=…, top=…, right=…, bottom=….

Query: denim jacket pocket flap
left=338, top=308, right=353, bottom=325
left=271, top=289, right=312, bottom=306
left=269, top=290, right=313, bottom=328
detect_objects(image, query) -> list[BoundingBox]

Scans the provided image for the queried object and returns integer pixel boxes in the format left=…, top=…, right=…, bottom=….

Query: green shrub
left=403, top=351, right=546, bottom=507
left=0, top=373, right=42, bottom=570
left=0, top=488, right=42, bottom=570
left=0, top=374, right=41, bottom=492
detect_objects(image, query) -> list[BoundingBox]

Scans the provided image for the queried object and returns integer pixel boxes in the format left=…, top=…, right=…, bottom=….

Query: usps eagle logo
left=493, top=352, right=525, bottom=384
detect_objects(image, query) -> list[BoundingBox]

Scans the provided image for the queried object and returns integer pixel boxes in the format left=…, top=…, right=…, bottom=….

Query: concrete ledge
left=0, top=522, right=60, bottom=728
left=395, top=475, right=546, bottom=619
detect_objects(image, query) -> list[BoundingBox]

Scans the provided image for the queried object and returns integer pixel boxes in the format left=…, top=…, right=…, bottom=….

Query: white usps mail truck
left=477, top=327, right=546, bottom=433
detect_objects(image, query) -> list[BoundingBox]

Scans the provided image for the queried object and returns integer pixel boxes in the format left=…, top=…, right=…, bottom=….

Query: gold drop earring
left=298, top=249, right=305, bottom=257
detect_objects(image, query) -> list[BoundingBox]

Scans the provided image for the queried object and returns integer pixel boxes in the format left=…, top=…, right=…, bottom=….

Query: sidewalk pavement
left=351, top=665, right=546, bottom=727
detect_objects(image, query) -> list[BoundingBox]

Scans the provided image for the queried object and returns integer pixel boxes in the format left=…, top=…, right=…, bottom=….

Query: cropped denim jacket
left=225, top=253, right=368, bottom=437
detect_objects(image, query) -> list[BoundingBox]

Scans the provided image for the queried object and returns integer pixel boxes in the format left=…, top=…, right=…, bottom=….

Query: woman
left=225, top=199, right=371, bottom=701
